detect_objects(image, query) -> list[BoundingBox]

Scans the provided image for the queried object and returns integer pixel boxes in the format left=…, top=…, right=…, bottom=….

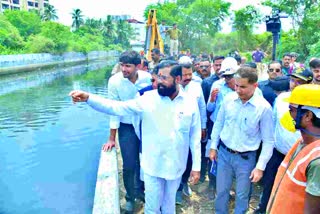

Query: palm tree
left=85, top=18, right=102, bottom=29
left=116, top=19, right=133, bottom=47
left=71, top=9, right=84, bottom=31
left=42, top=4, right=58, bottom=21
left=102, top=15, right=116, bottom=38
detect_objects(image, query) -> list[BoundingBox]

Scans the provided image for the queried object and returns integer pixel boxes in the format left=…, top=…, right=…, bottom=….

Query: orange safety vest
left=267, top=139, right=320, bottom=214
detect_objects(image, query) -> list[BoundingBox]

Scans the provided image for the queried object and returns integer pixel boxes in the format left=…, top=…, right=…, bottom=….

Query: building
left=127, top=18, right=145, bottom=53
left=0, top=0, right=49, bottom=13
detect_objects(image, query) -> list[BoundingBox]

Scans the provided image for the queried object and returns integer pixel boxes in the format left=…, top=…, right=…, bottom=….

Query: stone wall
left=0, top=51, right=119, bottom=75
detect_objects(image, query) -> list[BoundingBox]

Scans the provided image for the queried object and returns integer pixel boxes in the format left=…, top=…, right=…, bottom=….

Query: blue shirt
left=207, top=79, right=233, bottom=123
left=252, top=51, right=264, bottom=62
left=201, top=74, right=219, bottom=103
left=210, top=91, right=274, bottom=170
left=87, top=90, right=201, bottom=180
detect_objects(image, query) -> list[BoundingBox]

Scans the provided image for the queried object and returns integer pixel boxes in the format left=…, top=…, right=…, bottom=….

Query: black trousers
left=118, top=123, right=144, bottom=202
left=178, top=149, right=192, bottom=191
left=200, top=119, right=215, bottom=187
left=258, top=148, right=285, bottom=211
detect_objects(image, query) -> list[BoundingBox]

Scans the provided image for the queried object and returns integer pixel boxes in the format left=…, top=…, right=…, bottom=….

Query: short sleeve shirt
left=306, top=158, right=320, bottom=196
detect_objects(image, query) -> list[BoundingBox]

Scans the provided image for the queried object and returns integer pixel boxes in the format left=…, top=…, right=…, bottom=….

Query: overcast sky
left=50, top=0, right=290, bottom=33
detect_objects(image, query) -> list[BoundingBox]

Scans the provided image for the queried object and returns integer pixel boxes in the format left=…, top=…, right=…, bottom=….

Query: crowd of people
left=69, top=50, right=320, bottom=214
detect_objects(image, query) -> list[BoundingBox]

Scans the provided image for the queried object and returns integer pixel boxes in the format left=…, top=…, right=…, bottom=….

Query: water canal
left=0, top=59, right=116, bottom=214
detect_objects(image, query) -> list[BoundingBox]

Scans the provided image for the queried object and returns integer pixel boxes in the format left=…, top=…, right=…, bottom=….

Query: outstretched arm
left=69, top=90, right=144, bottom=116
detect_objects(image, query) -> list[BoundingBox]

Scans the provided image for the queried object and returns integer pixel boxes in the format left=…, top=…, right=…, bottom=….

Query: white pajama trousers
left=144, top=173, right=181, bottom=214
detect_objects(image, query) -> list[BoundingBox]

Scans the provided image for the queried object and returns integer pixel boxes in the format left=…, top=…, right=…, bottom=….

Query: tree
left=102, top=15, right=116, bottom=38
left=263, top=0, right=320, bottom=57
left=40, top=21, right=73, bottom=53
left=115, top=19, right=134, bottom=48
left=144, top=0, right=230, bottom=53
left=4, top=10, right=41, bottom=38
left=42, top=4, right=58, bottom=21
left=25, top=34, right=55, bottom=53
left=71, top=9, right=84, bottom=31
left=0, top=14, right=24, bottom=50
left=233, top=5, right=262, bottom=50
left=85, top=18, right=102, bottom=29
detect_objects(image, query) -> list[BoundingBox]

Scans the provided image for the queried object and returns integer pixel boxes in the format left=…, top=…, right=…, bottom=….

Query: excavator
left=144, top=9, right=164, bottom=61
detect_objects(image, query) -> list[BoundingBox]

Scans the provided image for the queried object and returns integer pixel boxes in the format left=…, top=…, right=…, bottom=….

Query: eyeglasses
left=214, top=64, right=221, bottom=67
left=151, top=78, right=155, bottom=83
left=200, top=65, right=209, bottom=69
left=269, top=68, right=281, bottom=73
left=157, top=75, right=169, bottom=81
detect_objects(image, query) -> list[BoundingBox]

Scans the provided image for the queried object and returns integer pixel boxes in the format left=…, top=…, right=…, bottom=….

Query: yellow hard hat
left=283, top=84, right=320, bottom=107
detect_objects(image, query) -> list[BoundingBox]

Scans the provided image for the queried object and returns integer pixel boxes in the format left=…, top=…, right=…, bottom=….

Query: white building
left=0, top=0, right=49, bottom=13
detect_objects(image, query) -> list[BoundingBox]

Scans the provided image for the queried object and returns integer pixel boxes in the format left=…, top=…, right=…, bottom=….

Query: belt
left=220, top=141, right=254, bottom=155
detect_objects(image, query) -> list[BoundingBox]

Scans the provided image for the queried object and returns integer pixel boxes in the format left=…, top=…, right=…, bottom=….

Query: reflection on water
left=0, top=60, right=115, bottom=214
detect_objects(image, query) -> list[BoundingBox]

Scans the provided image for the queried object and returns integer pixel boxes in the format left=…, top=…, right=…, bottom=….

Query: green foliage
left=233, top=5, right=262, bottom=50
left=0, top=9, right=134, bottom=55
left=144, top=3, right=178, bottom=25
left=277, top=30, right=300, bottom=57
left=0, top=15, right=24, bottom=49
left=40, top=21, right=73, bottom=53
left=211, top=32, right=239, bottom=56
left=42, top=4, right=58, bottom=21
left=144, top=0, right=231, bottom=53
left=263, top=0, right=320, bottom=58
left=70, top=31, right=105, bottom=53
left=4, top=10, right=41, bottom=38
left=25, top=35, right=55, bottom=53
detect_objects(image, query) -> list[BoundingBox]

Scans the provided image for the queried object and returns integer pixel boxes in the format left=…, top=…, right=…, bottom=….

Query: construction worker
left=166, top=23, right=181, bottom=57
left=267, top=84, right=320, bottom=214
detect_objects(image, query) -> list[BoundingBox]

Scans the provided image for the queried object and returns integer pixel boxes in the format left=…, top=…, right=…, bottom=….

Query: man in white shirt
left=69, top=65, right=201, bottom=214
left=175, top=60, right=207, bottom=203
left=102, top=51, right=151, bottom=212
left=210, top=67, right=274, bottom=214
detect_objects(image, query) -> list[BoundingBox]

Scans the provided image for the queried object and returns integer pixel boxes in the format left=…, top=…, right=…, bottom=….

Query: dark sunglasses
left=151, top=78, right=155, bottom=83
left=200, top=65, right=209, bottom=69
left=269, top=68, right=281, bottom=73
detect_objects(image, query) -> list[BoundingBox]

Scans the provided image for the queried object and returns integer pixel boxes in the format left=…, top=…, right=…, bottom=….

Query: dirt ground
left=118, top=162, right=262, bottom=214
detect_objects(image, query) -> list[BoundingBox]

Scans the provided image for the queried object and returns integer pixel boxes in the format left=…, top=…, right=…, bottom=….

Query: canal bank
left=0, top=57, right=117, bottom=214
left=0, top=51, right=119, bottom=75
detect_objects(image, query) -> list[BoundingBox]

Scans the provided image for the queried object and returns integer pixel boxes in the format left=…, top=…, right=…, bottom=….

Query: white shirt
left=273, top=92, right=301, bottom=155
left=210, top=91, right=275, bottom=170
left=87, top=90, right=201, bottom=180
left=107, top=70, right=151, bottom=129
left=181, top=81, right=207, bottom=129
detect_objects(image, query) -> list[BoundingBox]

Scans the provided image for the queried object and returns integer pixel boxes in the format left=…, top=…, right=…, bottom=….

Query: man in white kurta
left=70, top=65, right=201, bottom=214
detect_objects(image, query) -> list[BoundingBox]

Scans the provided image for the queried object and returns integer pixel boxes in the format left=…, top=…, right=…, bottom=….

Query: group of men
left=69, top=50, right=320, bottom=214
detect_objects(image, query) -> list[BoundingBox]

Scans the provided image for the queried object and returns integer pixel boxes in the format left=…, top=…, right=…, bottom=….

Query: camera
left=265, top=9, right=282, bottom=33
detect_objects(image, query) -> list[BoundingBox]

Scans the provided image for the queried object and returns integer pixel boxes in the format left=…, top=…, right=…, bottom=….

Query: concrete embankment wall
left=0, top=51, right=119, bottom=75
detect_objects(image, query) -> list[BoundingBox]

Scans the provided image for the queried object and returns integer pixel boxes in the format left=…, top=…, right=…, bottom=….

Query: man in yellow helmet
left=267, top=84, right=320, bottom=214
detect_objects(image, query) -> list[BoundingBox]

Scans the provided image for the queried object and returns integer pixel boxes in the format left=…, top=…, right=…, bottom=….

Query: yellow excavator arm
left=145, top=9, right=164, bottom=61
